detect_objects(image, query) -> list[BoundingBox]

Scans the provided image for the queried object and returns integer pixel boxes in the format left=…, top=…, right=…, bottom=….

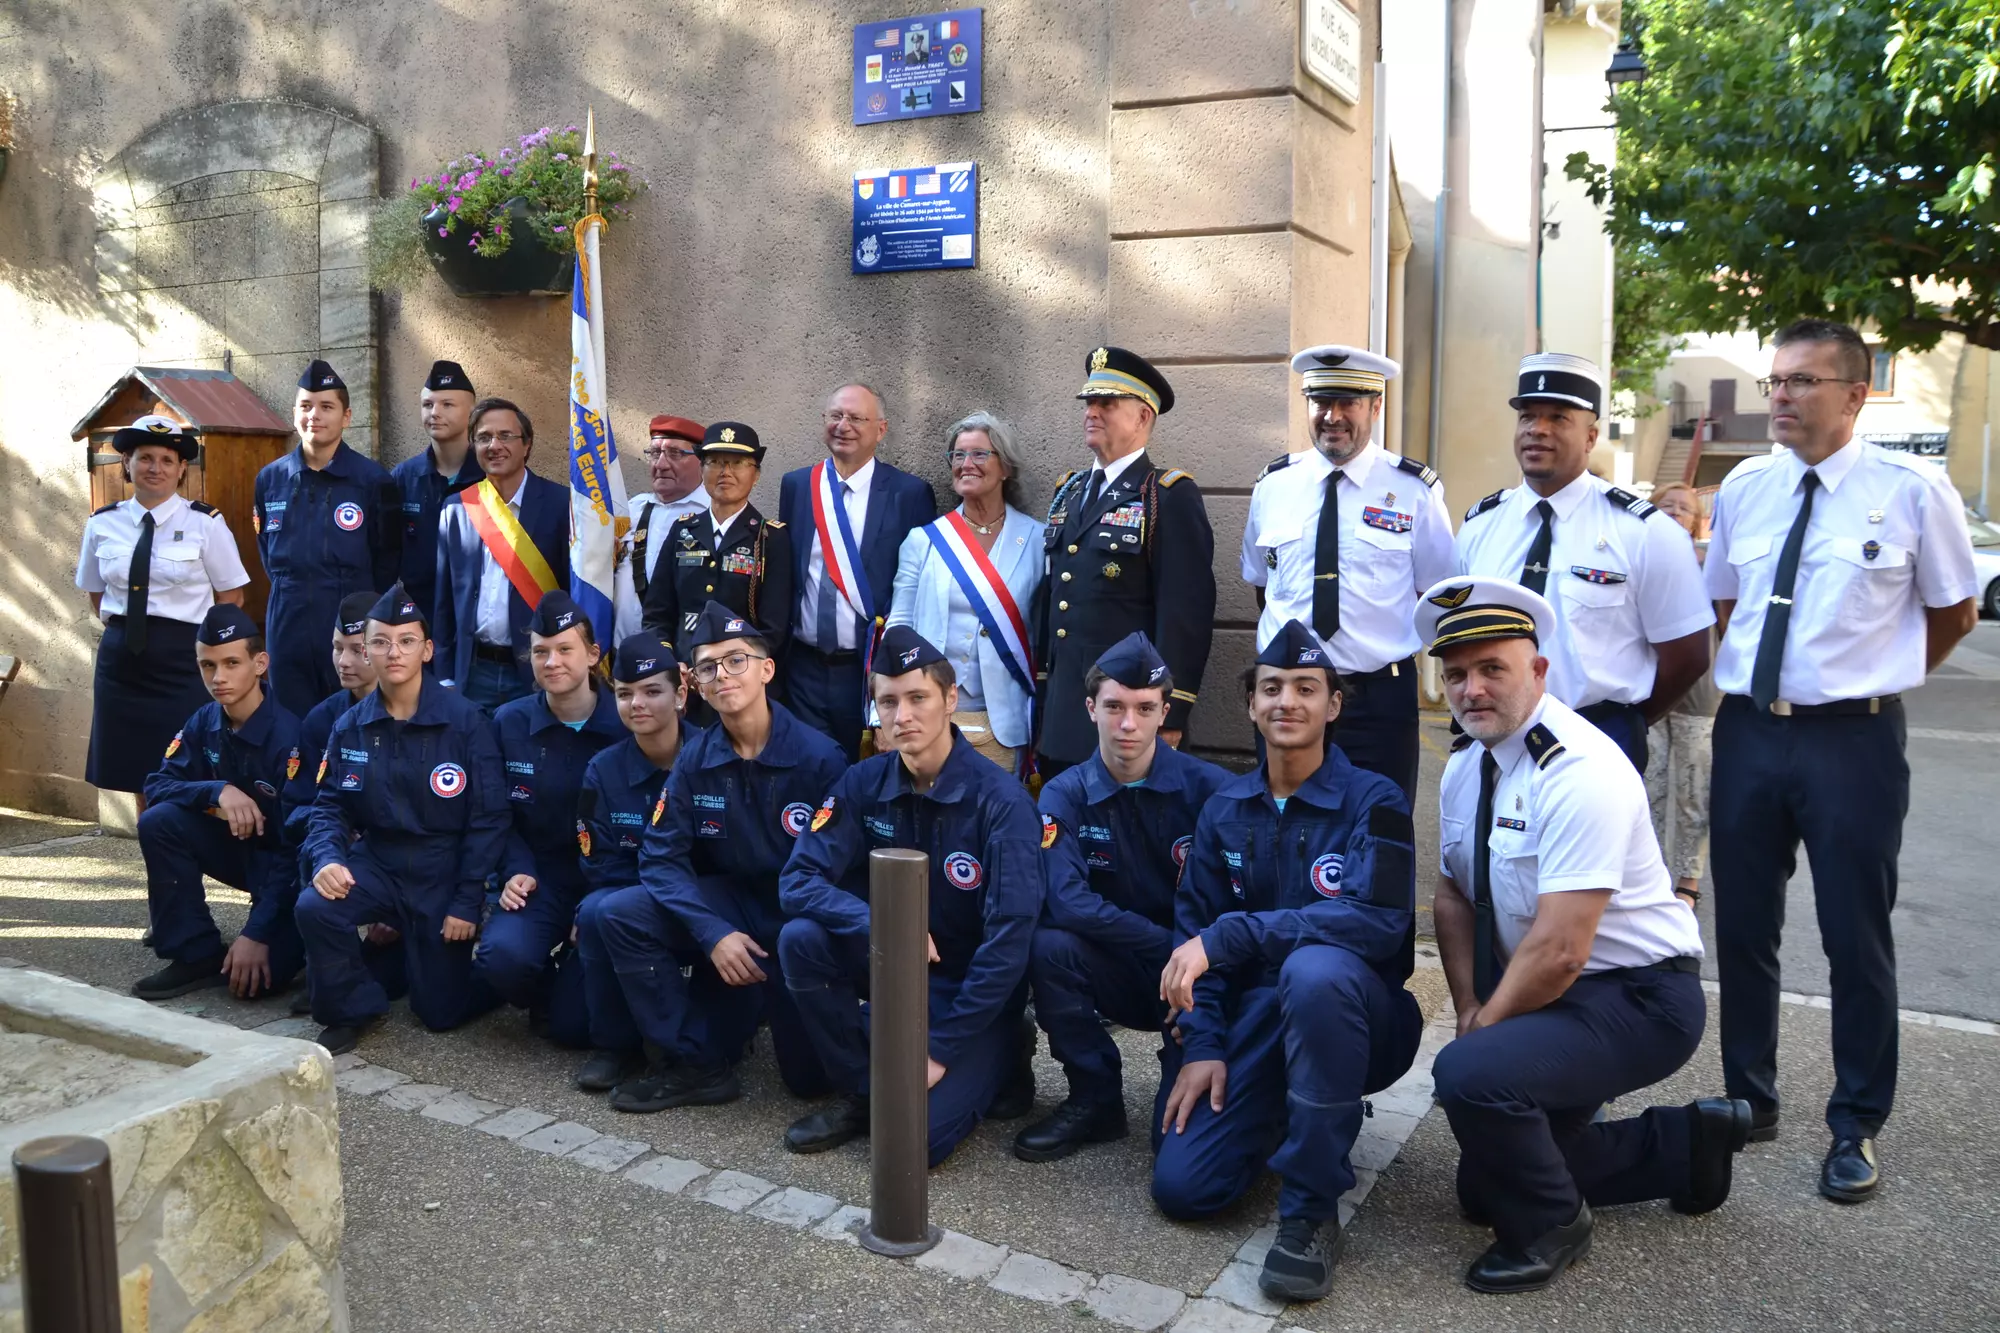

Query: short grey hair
left=829, top=382, right=889, bottom=421
left=945, top=411, right=1025, bottom=512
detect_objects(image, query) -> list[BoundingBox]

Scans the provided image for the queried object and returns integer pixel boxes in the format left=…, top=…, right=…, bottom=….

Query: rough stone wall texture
left=0, top=0, right=1375, bottom=804
left=0, top=968, right=347, bottom=1332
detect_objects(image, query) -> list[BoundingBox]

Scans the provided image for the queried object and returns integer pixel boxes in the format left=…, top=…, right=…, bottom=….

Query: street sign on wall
left=1301, top=0, right=1363, bottom=105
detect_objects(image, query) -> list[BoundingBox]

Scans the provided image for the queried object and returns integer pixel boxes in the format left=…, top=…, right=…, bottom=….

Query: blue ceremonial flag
left=567, top=206, right=627, bottom=649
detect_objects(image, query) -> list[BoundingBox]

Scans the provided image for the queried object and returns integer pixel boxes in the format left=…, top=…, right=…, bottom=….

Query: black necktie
left=1081, top=469, right=1106, bottom=518
left=1750, top=470, right=1820, bottom=713
left=1521, top=499, right=1555, bottom=595
left=1472, top=750, right=1499, bottom=1003
left=126, top=511, right=156, bottom=656
left=1312, top=469, right=1342, bottom=639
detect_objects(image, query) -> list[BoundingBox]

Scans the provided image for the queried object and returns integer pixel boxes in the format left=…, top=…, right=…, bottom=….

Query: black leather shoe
left=1672, top=1097, right=1752, bottom=1215
left=785, top=1095, right=871, bottom=1153
left=1012, top=1097, right=1128, bottom=1162
left=132, top=955, right=226, bottom=1001
left=1819, top=1137, right=1879, bottom=1203
left=1464, top=1204, right=1593, bottom=1294
left=1259, top=1216, right=1345, bottom=1303
left=574, top=1048, right=644, bottom=1093
left=1747, top=1106, right=1780, bottom=1143
left=313, top=1018, right=380, bottom=1057
left=609, top=1063, right=741, bottom=1113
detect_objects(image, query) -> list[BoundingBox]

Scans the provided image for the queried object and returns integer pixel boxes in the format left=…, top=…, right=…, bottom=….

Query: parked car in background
left=1970, top=510, right=2000, bottom=618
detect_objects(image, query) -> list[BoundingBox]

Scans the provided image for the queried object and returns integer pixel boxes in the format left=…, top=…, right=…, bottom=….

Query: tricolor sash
left=461, top=479, right=559, bottom=608
left=810, top=460, right=874, bottom=624
left=923, top=512, right=1035, bottom=698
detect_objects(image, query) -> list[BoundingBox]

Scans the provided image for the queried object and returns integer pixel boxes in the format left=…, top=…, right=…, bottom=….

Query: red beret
left=647, top=415, right=705, bottom=443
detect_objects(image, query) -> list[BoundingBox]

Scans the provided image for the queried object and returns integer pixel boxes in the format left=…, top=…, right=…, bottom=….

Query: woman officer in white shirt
left=75, top=416, right=251, bottom=804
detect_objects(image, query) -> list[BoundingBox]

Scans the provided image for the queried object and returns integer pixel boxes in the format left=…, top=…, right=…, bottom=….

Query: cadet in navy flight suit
left=779, top=625, right=1044, bottom=1166
left=390, top=360, right=483, bottom=622
left=296, top=584, right=507, bottom=1055
left=1155, top=620, right=1423, bottom=1304
left=474, top=591, right=626, bottom=1046
left=593, top=603, right=845, bottom=1113
left=254, top=360, right=401, bottom=717
left=569, top=632, right=692, bottom=1093
left=1016, top=631, right=1228, bottom=1163
left=284, top=592, right=381, bottom=839
left=134, top=604, right=305, bottom=1002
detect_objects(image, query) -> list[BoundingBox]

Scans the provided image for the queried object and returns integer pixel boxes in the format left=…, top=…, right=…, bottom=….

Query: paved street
left=3, top=620, right=1997, bottom=1331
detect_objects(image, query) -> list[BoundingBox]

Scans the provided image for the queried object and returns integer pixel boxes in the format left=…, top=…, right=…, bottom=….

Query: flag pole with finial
left=582, top=106, right=599, bottom=221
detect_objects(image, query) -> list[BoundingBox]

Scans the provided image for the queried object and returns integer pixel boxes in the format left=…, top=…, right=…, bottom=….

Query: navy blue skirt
left=88, top=615, right=209, bottom=793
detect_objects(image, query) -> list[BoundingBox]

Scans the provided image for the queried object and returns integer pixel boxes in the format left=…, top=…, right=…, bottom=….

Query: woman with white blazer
left=887, top=411, right=1045, bottom=771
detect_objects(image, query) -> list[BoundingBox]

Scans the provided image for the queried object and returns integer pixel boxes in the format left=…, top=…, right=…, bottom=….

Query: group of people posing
left=76, top=318, right=1980, bottom=1301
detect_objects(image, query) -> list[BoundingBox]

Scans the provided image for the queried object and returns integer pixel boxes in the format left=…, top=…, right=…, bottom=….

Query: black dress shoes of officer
left=1464, top=1203, right=1594, bottom=1294
left=1259, top=1216, right=1346, bottom=1303
left=313, top=1016, right=381, bottom=1058
left=610, top=1062, right=741, bottom=1113
left=1012, top=1097, right=1128, bottom=1162
left=1748, top=1106, right=1780, bottom=1142
left=1672, top=1096, right=1753, bottom=1215
left=1820, top=1137, right=1880, bottom=1203
left=132, top=955, right=226, bottom=1001
left=785, top=1094, right=871, bottom=1153
left=574, top=1047, right=644, bottom=1093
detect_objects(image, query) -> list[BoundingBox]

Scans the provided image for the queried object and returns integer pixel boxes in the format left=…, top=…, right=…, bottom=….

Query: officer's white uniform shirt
left=626, top=485, right=710, bottom=583
left=1704, top=439, right=1977, bottom=705
left=75, top=493, right=250, bottom=621
left=800, top=456, right=875, bottom=652
left=1440, top=692, right=1702, bottom=971
left=1454, top=471, right=1712, bottom=708
left=473, top=477, right=526, bottom=646
left=1240, top=441, right=1454, bottom=671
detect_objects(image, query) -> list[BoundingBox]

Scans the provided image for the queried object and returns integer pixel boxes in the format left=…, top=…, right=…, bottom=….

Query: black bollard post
left=858, top=847, right=942, bottom=1257
left=14, top=1135, right=122, bottom=1333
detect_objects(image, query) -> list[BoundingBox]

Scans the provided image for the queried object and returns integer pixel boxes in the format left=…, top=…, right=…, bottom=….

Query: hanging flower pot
left=420, top=196, right=575, bottom=297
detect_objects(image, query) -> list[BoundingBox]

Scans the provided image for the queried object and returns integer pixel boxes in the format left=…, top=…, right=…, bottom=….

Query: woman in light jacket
left=887, top=411, right=1044, bottom=771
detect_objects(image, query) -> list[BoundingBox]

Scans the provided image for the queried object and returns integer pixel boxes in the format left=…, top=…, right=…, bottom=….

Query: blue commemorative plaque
left=852, top=163, right=978, bottom=275
left=852, top=9, right=983, bottom=123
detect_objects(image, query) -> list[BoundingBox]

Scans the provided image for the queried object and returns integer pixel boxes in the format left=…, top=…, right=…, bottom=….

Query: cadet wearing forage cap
left=1154, top=614, right=1420, bottom=1303
left=1421, top=573, right=1746, bottom=1294
left=283, top=590, right=386, bottom=847
left=1037, top=346, right=1215, bottom=777
left=1242, top=346, right=1452, bottom=805
left=393, top=359, right=484, bottom=623
left=1453, top=352, right=1712, bottom=772
left=255, top=358, right=402, bottom=717
left=1017, top=630, right=1230, bottom=1163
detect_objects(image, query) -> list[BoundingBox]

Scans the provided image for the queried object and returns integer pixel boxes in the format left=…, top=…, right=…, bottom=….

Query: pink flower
left=469, top=234, right=481, bottom=247
left=409, top=178, right=418, bottom=188
left=437, top=226, right=448, bottom=237
left=554, top=153, right=569, bottom=162
left=447, top=196, right=462, bottom=212
left=498, top=167, right=513, bottom=177
left=553, top=225, right=567, bottom=233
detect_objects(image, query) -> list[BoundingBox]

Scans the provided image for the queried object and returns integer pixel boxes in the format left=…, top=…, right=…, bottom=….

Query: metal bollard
left=14, top=1135, right=122, bottom=1333
left=858, top=847, right=942, bottom=1257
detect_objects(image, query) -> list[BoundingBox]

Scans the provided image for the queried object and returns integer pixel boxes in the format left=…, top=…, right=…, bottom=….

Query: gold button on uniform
left=705, top=585, right=714, bottom=592
left=1060, top=572, right=1072, bottom=582
left=1056, top=628, right=1067, bottom=638
left=1067, top=544, right=1079, bottom=554
left=1058, top=600, right=1069, bottom=611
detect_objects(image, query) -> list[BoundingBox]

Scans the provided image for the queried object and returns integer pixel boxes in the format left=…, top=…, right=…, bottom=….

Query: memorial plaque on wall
left=852, top=163, right=978, bottom=274
left=853, top=9, right=983, bottom=123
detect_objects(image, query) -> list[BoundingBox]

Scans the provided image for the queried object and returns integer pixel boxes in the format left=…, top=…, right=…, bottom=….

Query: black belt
left=1577, top=699, right=1644, bottom=721
left=472, top=642, right=515, bottom=664
left=1639, top=955, right=1702, bottom=975
left=798, top=644, right=858, bottom=664
left=1727, top=692, right=1900, bottom=718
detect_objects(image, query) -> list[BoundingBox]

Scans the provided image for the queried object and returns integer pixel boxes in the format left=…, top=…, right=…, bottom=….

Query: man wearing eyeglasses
left=433, top=397, right=574, bottom=711
left=779, top=384, right=939, bottom=761
left=1705, top=319, right=1978, bottom=1205
left=625, top=415, right=710, bottom=608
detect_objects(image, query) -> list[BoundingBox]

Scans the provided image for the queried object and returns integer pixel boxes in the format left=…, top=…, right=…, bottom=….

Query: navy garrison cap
left=699, top=422, right=765, bottom=464
left=110, top=413, right=199, bottom=460
left=1093, top=631, right=1170, bottom=690
left=529, top=589, right=586, bottom=638
left=425, top=360, right=474, bottom=394
left=1257, top=620, right=1331, bottom=671
left=197, top=603, right=260, bottom=646
left=688, top=600, right=766, bottom=649
left=336, top=591, right=376, bottom=637
left=298, top=359, right=345, bottom=392
left=365, top=583, right=427, bottom=628
left=873, top=625, right=946, bottom=676
left=613, top=634, right=678, bottom=682
left=1077, top=345, right=1175, bottom=415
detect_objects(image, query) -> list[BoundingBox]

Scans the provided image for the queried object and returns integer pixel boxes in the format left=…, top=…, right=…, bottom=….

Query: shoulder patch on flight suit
left=1256, top=453, right=1293, bottom=483
left=811, top=795, right=839, bottom=832
left=91, top=502, right=120, bottom=516
left=1390, top=454, right=1441, bottom=487
left=1523, top=723, right=1567, bottom=770
left=1605, top=486, right=1657, bottom=519
left=1041, top=813, right=1060, bottom=849
left=1465, top=490, right=1506, bottom=522
left=189, top=500, right=218, bottom=515
left=1158, top=469, right=1192, bottom=487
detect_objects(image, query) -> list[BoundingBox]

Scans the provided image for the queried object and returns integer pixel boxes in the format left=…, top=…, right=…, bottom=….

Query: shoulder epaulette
left=1464, top=490, right=1505, bottom=522
left=1048, top=470, right=1085, bottom=520
left=1523, top=723, right=1567, bottom=770
left=764, top=517, right=785, bottom=529
left=1450, top=730, right=1476, bottom=753
left=189, top=500, right=218, bottom=515
left=1158, top=469, right=1193, bottom=487
left=1605, top=486, right=1657, bottom=519
left=1390, top=454, right=1441, bottom=487
left=91, top=502, right=120, bottom=516
left=1256, top=453, right=1292, bottom=483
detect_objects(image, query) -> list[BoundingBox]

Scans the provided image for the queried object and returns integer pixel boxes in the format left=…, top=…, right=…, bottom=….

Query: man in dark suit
left=1036, top=347, right=1216, bottom=778
left=778, top=383, right=938, bottom=759
left=433, top=397, right=574, bottom=710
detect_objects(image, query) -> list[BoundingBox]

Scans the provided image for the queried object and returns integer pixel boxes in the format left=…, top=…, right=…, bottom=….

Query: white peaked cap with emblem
left=1511, top=352, right=1605, bottom=416
left=1290, top=344, right=1402, bottom=397
left=1415, top=576, right=1554, bottom=658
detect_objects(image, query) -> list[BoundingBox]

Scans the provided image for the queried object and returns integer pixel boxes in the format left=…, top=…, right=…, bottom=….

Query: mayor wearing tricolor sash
left=434, top=397, right=574, bottom=710
left=887, top=411, right=1044, bottom=771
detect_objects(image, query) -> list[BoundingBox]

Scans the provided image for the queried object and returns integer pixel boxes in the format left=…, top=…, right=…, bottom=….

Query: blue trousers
left=1434, top=966, right=1704, bottom=1248
left=1710, top=693, right=1907, bottom=1138
left=780, top=917, right=1017, bottom=1166
left=1151, top=945, right=1421, bottom=1224
left=785, top=644, right=865, bottom=763
left=473, top=881, right=591, bottom=1046
left=1330, top=658, right=1420, bottom=809
left=1576, top=699, right=1649, bottom=773
left=266, top=585, right=343, bottom=719
left=1028, top=926, right=1168, bottom=1105
left=571, top=890, right=642, bottom=1053
left=136, top=804, right=304, bottom=987
left=293, top=848, right=497, bottom=1030
left=463, top=655, right=532, bottom=713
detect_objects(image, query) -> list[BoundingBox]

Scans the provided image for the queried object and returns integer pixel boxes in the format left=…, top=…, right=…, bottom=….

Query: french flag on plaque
left=889, top=175, right=908, bottom=198
left=937, top=18, right=960, bottom=38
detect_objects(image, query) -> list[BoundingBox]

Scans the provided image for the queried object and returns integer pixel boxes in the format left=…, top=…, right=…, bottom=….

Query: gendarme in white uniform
left=1704, top=439, right=1977, bottom=705
left=1241, top=441, right=1455, bottom=670
left=1440, top=692, right=1701, bottom=970
left=1455, top=472, right=1711, bottom=708
left=75, top=493, right=250, bottom=620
